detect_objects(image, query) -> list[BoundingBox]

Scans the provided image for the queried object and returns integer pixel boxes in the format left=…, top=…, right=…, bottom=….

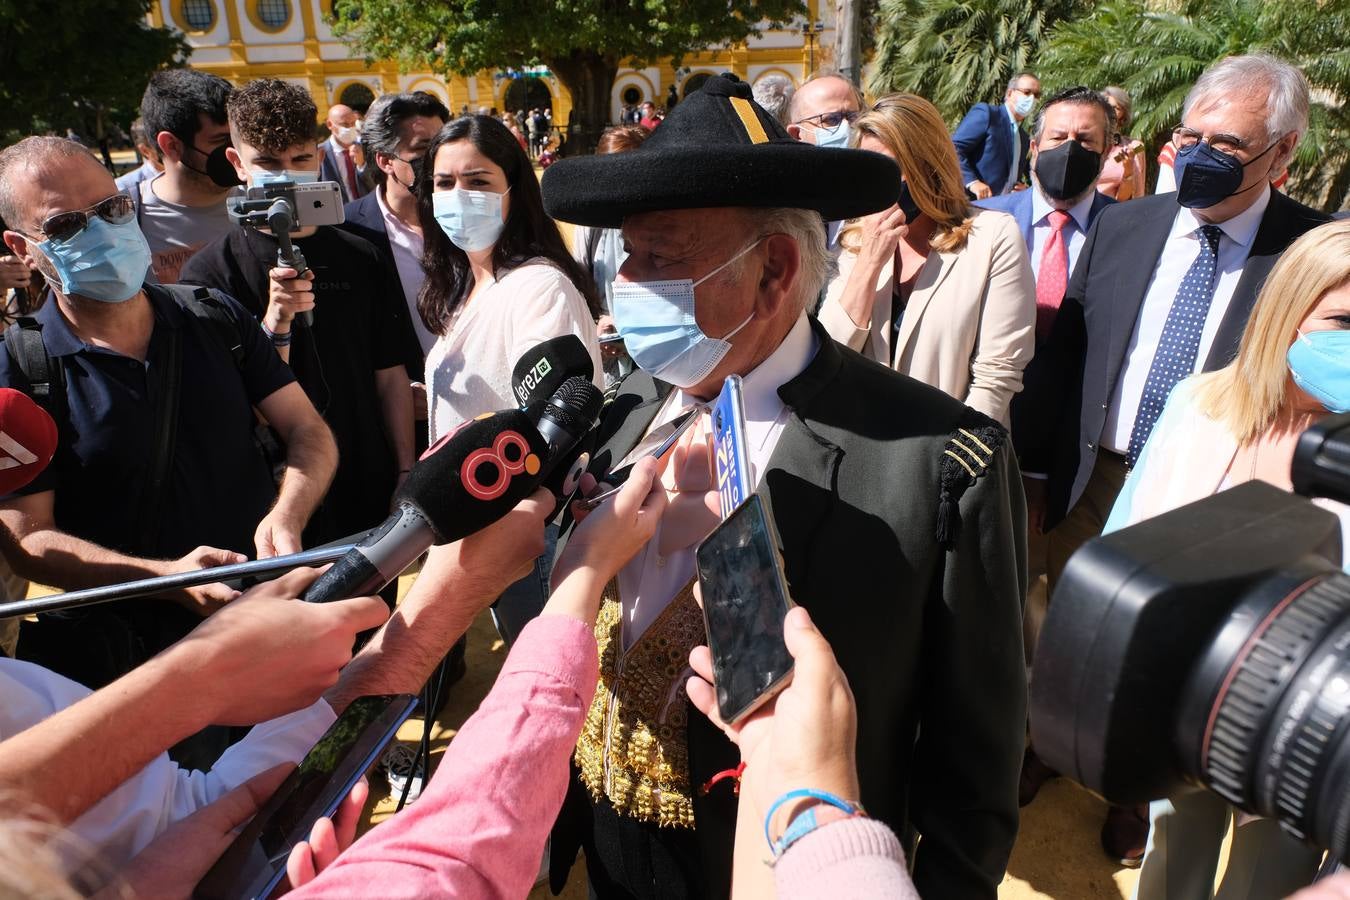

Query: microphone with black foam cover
left=301, top=376, right=602, bottom=604
left=0, top=388, right=58, bottom=496
left=535, top=375, right=604, bottom=500
left=511, top=334, right=595, bottom=413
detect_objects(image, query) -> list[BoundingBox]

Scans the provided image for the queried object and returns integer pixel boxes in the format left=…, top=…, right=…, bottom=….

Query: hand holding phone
left=694, top=493, right=795, bottom=724
left=577, top=408, right=701, bottom=510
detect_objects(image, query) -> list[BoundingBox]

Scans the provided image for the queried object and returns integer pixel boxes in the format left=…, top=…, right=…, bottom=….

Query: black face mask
left=182, top=141, right=244, bottom=189
left=897, top=180, right=922, bottom=223
left=1034, top=139, right=1102, bottom=202
left=388, top=153, right=425, bottom=196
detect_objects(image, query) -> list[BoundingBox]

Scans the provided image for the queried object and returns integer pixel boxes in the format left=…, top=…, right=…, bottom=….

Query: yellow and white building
left=149, top=0, right=839, bottom=123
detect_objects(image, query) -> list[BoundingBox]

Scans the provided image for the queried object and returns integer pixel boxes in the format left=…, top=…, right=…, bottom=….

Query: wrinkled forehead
left=621, top=207, right=753, bottom=251
left=5, top=152, right=115, bottom=231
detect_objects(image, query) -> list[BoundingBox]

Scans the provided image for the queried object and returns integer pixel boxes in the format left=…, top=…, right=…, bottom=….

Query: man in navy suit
left=338, top=90, right=449, bottom=387
left=952, top=73, right=1040, bottom=199
left=1021, top=56, right=1329, bottom=870
left=319, top=103, right=368, bottom=203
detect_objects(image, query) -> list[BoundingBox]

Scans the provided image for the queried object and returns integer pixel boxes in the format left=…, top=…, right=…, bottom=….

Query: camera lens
left=1180, top=570, right=1350, bottom=860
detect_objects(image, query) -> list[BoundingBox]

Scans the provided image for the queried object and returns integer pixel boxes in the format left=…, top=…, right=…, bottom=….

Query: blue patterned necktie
left=1125, top=224, right=1223, bottom=468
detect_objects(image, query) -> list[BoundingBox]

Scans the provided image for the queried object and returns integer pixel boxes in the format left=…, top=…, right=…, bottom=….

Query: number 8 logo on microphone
left=461, top=430, right=541, bottom=500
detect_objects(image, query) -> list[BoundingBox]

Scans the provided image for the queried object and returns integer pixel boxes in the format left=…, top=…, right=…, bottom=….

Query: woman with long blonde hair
left=818, top=92, right=1035, bottom=425
left=1107, top=219, right=1350, bottom=900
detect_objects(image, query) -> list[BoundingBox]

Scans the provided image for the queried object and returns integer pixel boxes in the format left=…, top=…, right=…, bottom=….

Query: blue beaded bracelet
left=764, top=788, right=866, bottom=857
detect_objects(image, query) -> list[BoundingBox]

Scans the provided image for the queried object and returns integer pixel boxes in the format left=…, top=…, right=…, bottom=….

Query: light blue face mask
left=1288, top=329, right=1350, bottom=413
left=37, top=216, right=151, bottom=303
left=610, top=241, right=762, bottom=388
left=251, top=169, right=319, bottom=187
left=814, top=120, right=851, bottom=149
left=432, top=187, right=510, bottom=252
left=1013, top=94, right=1036, bottom=118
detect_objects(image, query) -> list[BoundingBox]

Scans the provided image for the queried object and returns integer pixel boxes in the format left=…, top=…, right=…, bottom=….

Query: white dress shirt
left=1029, top=186, right=1096, bottom=275
left=1101, top=184, right=1272, bottom=454
left=375, top=186, right=435, bottom=354
left=618, top=314, right=818, bottom=649
left=0, top=657, right=336, bottom=868
left=1003, top=103, right=1022, bottom=195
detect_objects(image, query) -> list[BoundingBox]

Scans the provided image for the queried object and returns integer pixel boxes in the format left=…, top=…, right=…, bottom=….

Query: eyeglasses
left=32, top=194, right=135, bottom=243
left=795, top=109, right=860, bottom=128
left=1172, top=124, right=1247, bottom=157
left=1014, top=87, right=1042, bottom=99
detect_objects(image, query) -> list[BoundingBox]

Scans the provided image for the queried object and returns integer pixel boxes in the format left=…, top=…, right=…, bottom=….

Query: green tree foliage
left=329, top=0, right=804, bottom=154
left=0, top=0, right=188, bottom=162
left=869, top=0, right=1085, bottom=123
left=1038, top=0, right=1350, bottom=210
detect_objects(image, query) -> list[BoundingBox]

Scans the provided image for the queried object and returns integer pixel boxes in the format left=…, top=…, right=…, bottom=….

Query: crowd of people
left=0, top=47, right=1346, bottom=900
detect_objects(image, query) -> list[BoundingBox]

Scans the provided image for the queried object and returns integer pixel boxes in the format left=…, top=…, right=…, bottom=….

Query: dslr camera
left=1032, top=413, right=1350, bottom=862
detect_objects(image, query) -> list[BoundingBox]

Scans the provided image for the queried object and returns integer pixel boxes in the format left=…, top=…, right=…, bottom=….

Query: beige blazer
left=818, top=208, right=1035, bottom=426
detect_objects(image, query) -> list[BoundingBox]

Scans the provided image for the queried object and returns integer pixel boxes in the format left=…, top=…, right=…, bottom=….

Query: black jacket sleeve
left=910, top=435, right=1028, bottom=899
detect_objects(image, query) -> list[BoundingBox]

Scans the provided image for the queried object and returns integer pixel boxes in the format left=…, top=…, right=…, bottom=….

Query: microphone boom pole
left=0, top=543, right=356, bottom=619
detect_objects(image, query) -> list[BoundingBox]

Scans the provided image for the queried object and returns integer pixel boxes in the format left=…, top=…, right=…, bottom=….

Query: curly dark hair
left=227, top=79, right=318, bottom=153
left=416, top=115, right=601, bottom=335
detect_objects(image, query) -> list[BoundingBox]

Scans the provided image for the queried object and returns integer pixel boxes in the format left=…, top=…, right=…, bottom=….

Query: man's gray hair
left=0, top=137, right=100, bottom=231
left=726, top=207, right=833, bottom=314
left=1183, top=53, right=1309, bottom=143
left=752, top=75, right=796, bottom=128
left=1007, top=72, right=1038, bottom=92
left=789, top=70, right=865, bottom=123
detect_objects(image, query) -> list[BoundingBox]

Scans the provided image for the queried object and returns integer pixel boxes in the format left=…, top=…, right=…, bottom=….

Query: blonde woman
left=1098, top=87, right=1147, bottom=201
left=1108, top=219, right=1350, bottom=900
left=819, top=93, right=1035, bottom=426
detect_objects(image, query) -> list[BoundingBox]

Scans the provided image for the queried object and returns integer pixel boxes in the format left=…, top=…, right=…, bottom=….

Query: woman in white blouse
left=416, top=114, right=602, bottom=642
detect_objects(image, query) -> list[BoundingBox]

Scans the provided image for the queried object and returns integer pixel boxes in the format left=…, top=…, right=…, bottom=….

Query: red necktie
left=344, top=146, right=360, bottom=199
left=1035, top=210, right=1072, bottom=340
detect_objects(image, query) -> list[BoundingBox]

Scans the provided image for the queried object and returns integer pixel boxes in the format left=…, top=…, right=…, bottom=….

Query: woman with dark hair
left=417, top=114, right=602, bottom=643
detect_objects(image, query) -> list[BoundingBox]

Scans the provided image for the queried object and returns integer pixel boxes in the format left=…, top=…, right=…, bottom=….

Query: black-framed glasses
left=795, top=109, right=859, bottom=128
left=33, top=193, right=135, bottom=243
left=1172, top=124, right=1246, bottom=157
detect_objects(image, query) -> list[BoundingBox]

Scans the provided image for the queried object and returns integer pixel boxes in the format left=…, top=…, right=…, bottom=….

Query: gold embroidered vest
left=574, top=577, right=705, bottom=828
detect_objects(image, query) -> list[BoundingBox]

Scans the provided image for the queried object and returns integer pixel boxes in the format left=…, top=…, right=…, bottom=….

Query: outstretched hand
left=686, top=603, right=860, bottom=819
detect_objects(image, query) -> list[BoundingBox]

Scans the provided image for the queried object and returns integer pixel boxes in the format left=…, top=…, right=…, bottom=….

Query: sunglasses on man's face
left=797, top=109, right=860, bottom=129
left=34, top=193, right=135, bottom=244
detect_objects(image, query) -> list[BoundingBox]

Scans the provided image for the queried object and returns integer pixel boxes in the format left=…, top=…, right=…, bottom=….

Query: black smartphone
left=193, top=693, right=420, bottom=900
left=695, top=493, right=796, bottom=724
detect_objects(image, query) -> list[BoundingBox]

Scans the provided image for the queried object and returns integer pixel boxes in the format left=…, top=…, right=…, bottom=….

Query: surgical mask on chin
left=251, top=169, right=320, bottom=188
left=432, top=187, right=509, bottom=252
left=814, top=120, right=851, bottom=149
left=610, top=241, right=762, bottom=388
left=1013, top=95, right=1036, bottom=118
left=1173, top=139, right=1277, bottom=209
left=1288, top=329, right=1350, bottom=413
left=37, top=217, right=151, bottom=303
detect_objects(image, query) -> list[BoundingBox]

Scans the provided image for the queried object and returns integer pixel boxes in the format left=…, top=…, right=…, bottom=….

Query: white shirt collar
left=673, top=314, right=817, bottom=426
left=1168, top=182, right=1271, bottom=249
left=374, top=184, right=418, bottom=240
left=1031, top=184, right=1097, bottom=233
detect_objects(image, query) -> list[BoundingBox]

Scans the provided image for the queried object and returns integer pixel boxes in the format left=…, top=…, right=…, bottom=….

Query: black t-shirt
left=182, top=226, right=410, bottom=544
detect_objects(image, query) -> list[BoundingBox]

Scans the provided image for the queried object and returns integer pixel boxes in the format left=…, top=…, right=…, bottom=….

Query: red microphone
left=0, top=389, right=57, bottom=495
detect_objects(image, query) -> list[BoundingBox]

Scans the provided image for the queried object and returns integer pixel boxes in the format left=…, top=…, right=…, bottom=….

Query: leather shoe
left=1018, top=746, right=1059, bottom=807
left=1101, top=803, right=1150, bottom=867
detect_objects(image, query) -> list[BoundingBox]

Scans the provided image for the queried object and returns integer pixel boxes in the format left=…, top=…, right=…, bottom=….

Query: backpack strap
left=159, top=284, right=245, bottom=368
left=2, top=317, right=68, bottom=429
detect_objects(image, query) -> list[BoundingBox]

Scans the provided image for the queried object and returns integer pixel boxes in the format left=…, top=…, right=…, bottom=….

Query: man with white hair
left=1023, top=53, right=1330, bottom=869
left=751, top=74, right=796, bottom=128
left=542, top=73, right=1028, bottom=900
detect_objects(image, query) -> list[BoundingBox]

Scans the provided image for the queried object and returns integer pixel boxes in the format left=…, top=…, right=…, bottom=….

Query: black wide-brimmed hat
left=542, top=73, right=900, bottom=227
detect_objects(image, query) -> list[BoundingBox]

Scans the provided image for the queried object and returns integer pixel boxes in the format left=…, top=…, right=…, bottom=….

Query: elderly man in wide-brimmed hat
left=542, top=74, right=1027, bottom=900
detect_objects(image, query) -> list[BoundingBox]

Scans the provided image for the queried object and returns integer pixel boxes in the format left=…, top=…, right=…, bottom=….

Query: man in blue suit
left=953, top=73, right=1040, bottom=199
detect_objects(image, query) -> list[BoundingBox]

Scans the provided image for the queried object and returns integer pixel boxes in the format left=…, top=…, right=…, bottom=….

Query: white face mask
left=251, top=169, right=319, bottom=188
left=610, top=241, right=762, bottom=388
left=334, top=125, right=359, bottom=145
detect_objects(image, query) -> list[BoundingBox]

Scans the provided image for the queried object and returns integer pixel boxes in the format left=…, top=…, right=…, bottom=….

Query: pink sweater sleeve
left=289, top=614, right=599, bottom=900
left=773, top=818, right=919, bottom=899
